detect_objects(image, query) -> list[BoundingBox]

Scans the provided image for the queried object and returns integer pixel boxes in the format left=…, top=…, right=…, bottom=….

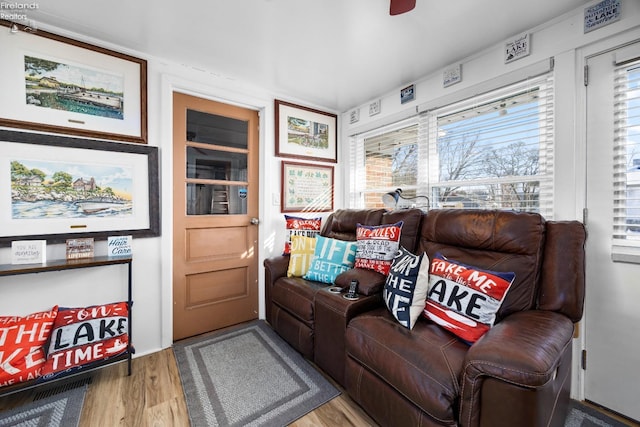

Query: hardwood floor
left=0, top=348, right=377, bottom=426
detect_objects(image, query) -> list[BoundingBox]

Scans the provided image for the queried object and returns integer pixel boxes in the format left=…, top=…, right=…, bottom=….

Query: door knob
left=250, top=217, right=260, bottom=225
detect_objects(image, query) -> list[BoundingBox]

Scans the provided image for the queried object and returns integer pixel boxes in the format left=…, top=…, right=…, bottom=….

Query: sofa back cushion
left=417, top=209, right=545, bottom=321
left=381, top=208, right=424, bottom=253
left=321, top=209, right=386, bottom=241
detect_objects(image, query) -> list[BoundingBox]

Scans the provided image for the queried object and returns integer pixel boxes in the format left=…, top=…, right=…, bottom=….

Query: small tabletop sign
left=66, top=238, right=95, bottom=260
left=11, top=240, right=46, bottom=264
left=108, top=235, right=132, bottom=257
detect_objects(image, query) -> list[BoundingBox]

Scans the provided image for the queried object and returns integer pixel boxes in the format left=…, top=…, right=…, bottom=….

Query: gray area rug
left=0, top=383, right=87, bottom=427
left=174, top=320, right=340, bottom=427
left=565, top=400, right=632, bottom=427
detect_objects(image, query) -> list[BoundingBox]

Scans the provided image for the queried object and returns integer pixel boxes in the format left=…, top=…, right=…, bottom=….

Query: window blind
left=423, top=73, right=555, bottom=218
left=613, top=60, right=640, bottom=243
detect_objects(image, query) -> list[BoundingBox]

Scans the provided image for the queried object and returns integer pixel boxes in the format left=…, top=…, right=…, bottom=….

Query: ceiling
left=22, top=0, right=590, bottom=112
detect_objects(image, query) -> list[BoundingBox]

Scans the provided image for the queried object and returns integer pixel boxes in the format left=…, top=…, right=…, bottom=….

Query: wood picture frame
left=0, top=130, right=159, bottom=246
left=281, top=161, right=334, bottom=213
left=275, top=99, right=337, bottom=163
left=0, top=20, right=148, bottom=144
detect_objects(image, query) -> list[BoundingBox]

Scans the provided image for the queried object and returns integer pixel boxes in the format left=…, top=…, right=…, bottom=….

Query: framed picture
left=275, top=99, right=337, bottom=163
left=0, top=20, right=147, bottom=144
left=0, top=130, right=159, bottom=246
left=281, top=161, right=334, bottom=213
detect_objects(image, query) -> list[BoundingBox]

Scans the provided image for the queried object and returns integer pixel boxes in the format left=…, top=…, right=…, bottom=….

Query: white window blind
left=425, top=74, right=555, bottom=217
left=350, top=72, right=555, bottom=218
left=613, top=59, right=640, bottom=243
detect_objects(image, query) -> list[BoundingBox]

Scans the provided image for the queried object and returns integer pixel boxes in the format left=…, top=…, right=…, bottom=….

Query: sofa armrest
left=335, top=268, right=386, bottom=296
left=264, top=255, right=290, bottom=323
left=459, top=310, right=574, bottom=426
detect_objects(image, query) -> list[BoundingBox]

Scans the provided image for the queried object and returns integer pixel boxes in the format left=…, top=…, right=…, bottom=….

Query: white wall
left=0, top=0, right=638, bottom=367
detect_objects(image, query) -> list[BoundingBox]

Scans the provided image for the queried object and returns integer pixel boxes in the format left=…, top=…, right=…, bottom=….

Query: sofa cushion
left=304, top=236, right=357, bottom=284
left=322, top=209, right=386, bottom=241
left=418, top=210, right=545, bottom=320
left=355, top=221, right=403, bottom=275
left=287, top=235, right=317, bottom=277
left=346, top=308, right=468, bottom=424
left=271, top=277, right=327, bottom=326
left=383, top=247, right=429, bottom=329
left=424, top=253, right=515, bottom=343
left=282, top=215, right=322, bottom=255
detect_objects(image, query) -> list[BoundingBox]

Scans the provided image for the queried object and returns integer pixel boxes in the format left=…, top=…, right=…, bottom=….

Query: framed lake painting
left=275, top=99, right=337, bottom=163
left=0, top=20, right=147, bottom=143
left=0, top=130, right=159, bottom=246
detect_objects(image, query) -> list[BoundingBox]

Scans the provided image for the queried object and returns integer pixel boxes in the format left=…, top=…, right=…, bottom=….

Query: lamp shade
left=382, top=189, right=402, bottom=209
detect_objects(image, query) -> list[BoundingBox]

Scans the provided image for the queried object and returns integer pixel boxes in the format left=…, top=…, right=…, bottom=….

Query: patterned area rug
left=565, top=400, right=632, bottom=427
left=0, top=381, right=87, bottom=427
left=173, top=320, right=340, bottom=427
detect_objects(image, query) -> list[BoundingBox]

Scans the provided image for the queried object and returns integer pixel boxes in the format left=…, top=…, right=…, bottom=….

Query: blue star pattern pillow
left=383, top=246, right=430, bottom=329
left=303, top=236, right=357, bottom=284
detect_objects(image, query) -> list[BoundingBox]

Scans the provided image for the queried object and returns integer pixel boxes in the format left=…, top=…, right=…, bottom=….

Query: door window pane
left=187, top=184, right=248, bottom=215
left=186, top=109, right=248, bottom=149
left=186, top=147, right=247, bottom=181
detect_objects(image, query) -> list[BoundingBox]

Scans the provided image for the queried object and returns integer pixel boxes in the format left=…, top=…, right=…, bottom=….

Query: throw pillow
left=354, top=221, right=403, bottom=275
left=303, top=236, right=357, bottom=284
left=282, top=215, right=322, bottom=255
left=287, top=235, right=317, bottom=277
left=42, top=301, right=129, bottom=379
left=383, top=247, right=429, bottom=329
left=423, top=253, right=516, bottom=343
left=0, top=306, right=58, bottom=386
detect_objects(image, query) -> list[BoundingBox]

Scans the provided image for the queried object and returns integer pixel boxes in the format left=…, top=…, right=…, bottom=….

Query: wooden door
left=173, top=92, right=259, bottom=341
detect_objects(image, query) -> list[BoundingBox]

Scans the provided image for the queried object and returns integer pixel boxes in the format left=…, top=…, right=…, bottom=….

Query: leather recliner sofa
left=263, top=209, right=586, bottom=427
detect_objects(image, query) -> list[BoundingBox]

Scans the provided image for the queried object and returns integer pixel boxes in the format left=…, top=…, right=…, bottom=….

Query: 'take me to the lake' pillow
left=423, top=253, right=515, bottom=343
left=0, top=306, right=58, bottom=387
left=303, top=236, right=357, bottom=284
left=354, top=221, right=403, bottom=275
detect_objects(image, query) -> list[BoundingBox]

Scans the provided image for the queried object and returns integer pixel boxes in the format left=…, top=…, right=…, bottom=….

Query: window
left=613, top=60, right=640, bottom=241
left=350, top=73, right=555, bottom=218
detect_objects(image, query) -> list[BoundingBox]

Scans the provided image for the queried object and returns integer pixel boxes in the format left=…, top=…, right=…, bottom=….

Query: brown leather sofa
left=263, top=209, right=586, bottom=427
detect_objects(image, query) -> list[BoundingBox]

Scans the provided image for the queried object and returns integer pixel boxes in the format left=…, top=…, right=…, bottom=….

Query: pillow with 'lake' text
left=282, top=215, right=322, bottom=255
left=423, top=253, right=515, bottom=343
left=42, top=301, right=129, bottom=380
left=287, top=235, right=317, bottom=277
left=355, top=221, right=403, bottom=275
left=383, top=247, right=429, bottom=329
left=0, top=306, right=58, bottom=386
left=303, top=236, right=357, bottom=284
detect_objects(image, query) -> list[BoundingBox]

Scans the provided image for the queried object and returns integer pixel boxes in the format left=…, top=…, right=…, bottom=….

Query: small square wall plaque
left=504, top=33, right=530, bottom=64
left=584, top=0, right=620, bottom=33
left=369, top=99, right=381, bottom=116
left=443, top=64, right=462, bottom=88
left=400, top=84, right=415, bottom=104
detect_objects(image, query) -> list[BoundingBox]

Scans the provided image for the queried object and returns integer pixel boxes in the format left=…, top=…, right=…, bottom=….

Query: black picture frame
left=0, top=130, right=159, bottom=246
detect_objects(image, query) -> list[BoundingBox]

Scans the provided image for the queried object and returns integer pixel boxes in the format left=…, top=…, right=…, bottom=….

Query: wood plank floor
left=0, top=348, right=377, bottom=426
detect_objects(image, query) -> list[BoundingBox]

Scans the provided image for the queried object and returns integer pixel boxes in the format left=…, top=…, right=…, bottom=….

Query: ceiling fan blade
left=390, top=0, right=416, bottom=15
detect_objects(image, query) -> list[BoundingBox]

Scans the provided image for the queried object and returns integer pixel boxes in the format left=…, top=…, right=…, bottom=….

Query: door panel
left=584, top=43, right=640, bottom=421
left=173, top=92, right=259, bottom=340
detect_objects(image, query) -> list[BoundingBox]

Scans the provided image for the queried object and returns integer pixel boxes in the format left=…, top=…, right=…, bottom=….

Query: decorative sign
left=11, top=240, right=46, bottom=264
left=504, top=33, right=530, bottom=64
left=443, top=64, right=462, bottom=88
left=66, top=237, right=94, bottom=259
left=349, top=108, right=360, bottom=124
left=584, top=0, right=621, bottom=33
left=238, top=188, right=247, bottom=199
left=400, top=84, right=416, bottom=104
left=369, top=99, right=381, bottom=116
left=108, top=235, right=132, bottom=257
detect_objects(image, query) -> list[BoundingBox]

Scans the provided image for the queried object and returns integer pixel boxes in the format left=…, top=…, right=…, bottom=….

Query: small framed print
left=400, top=84, right=416, bottom=104
left=443, top=64, right=462, bottom=88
